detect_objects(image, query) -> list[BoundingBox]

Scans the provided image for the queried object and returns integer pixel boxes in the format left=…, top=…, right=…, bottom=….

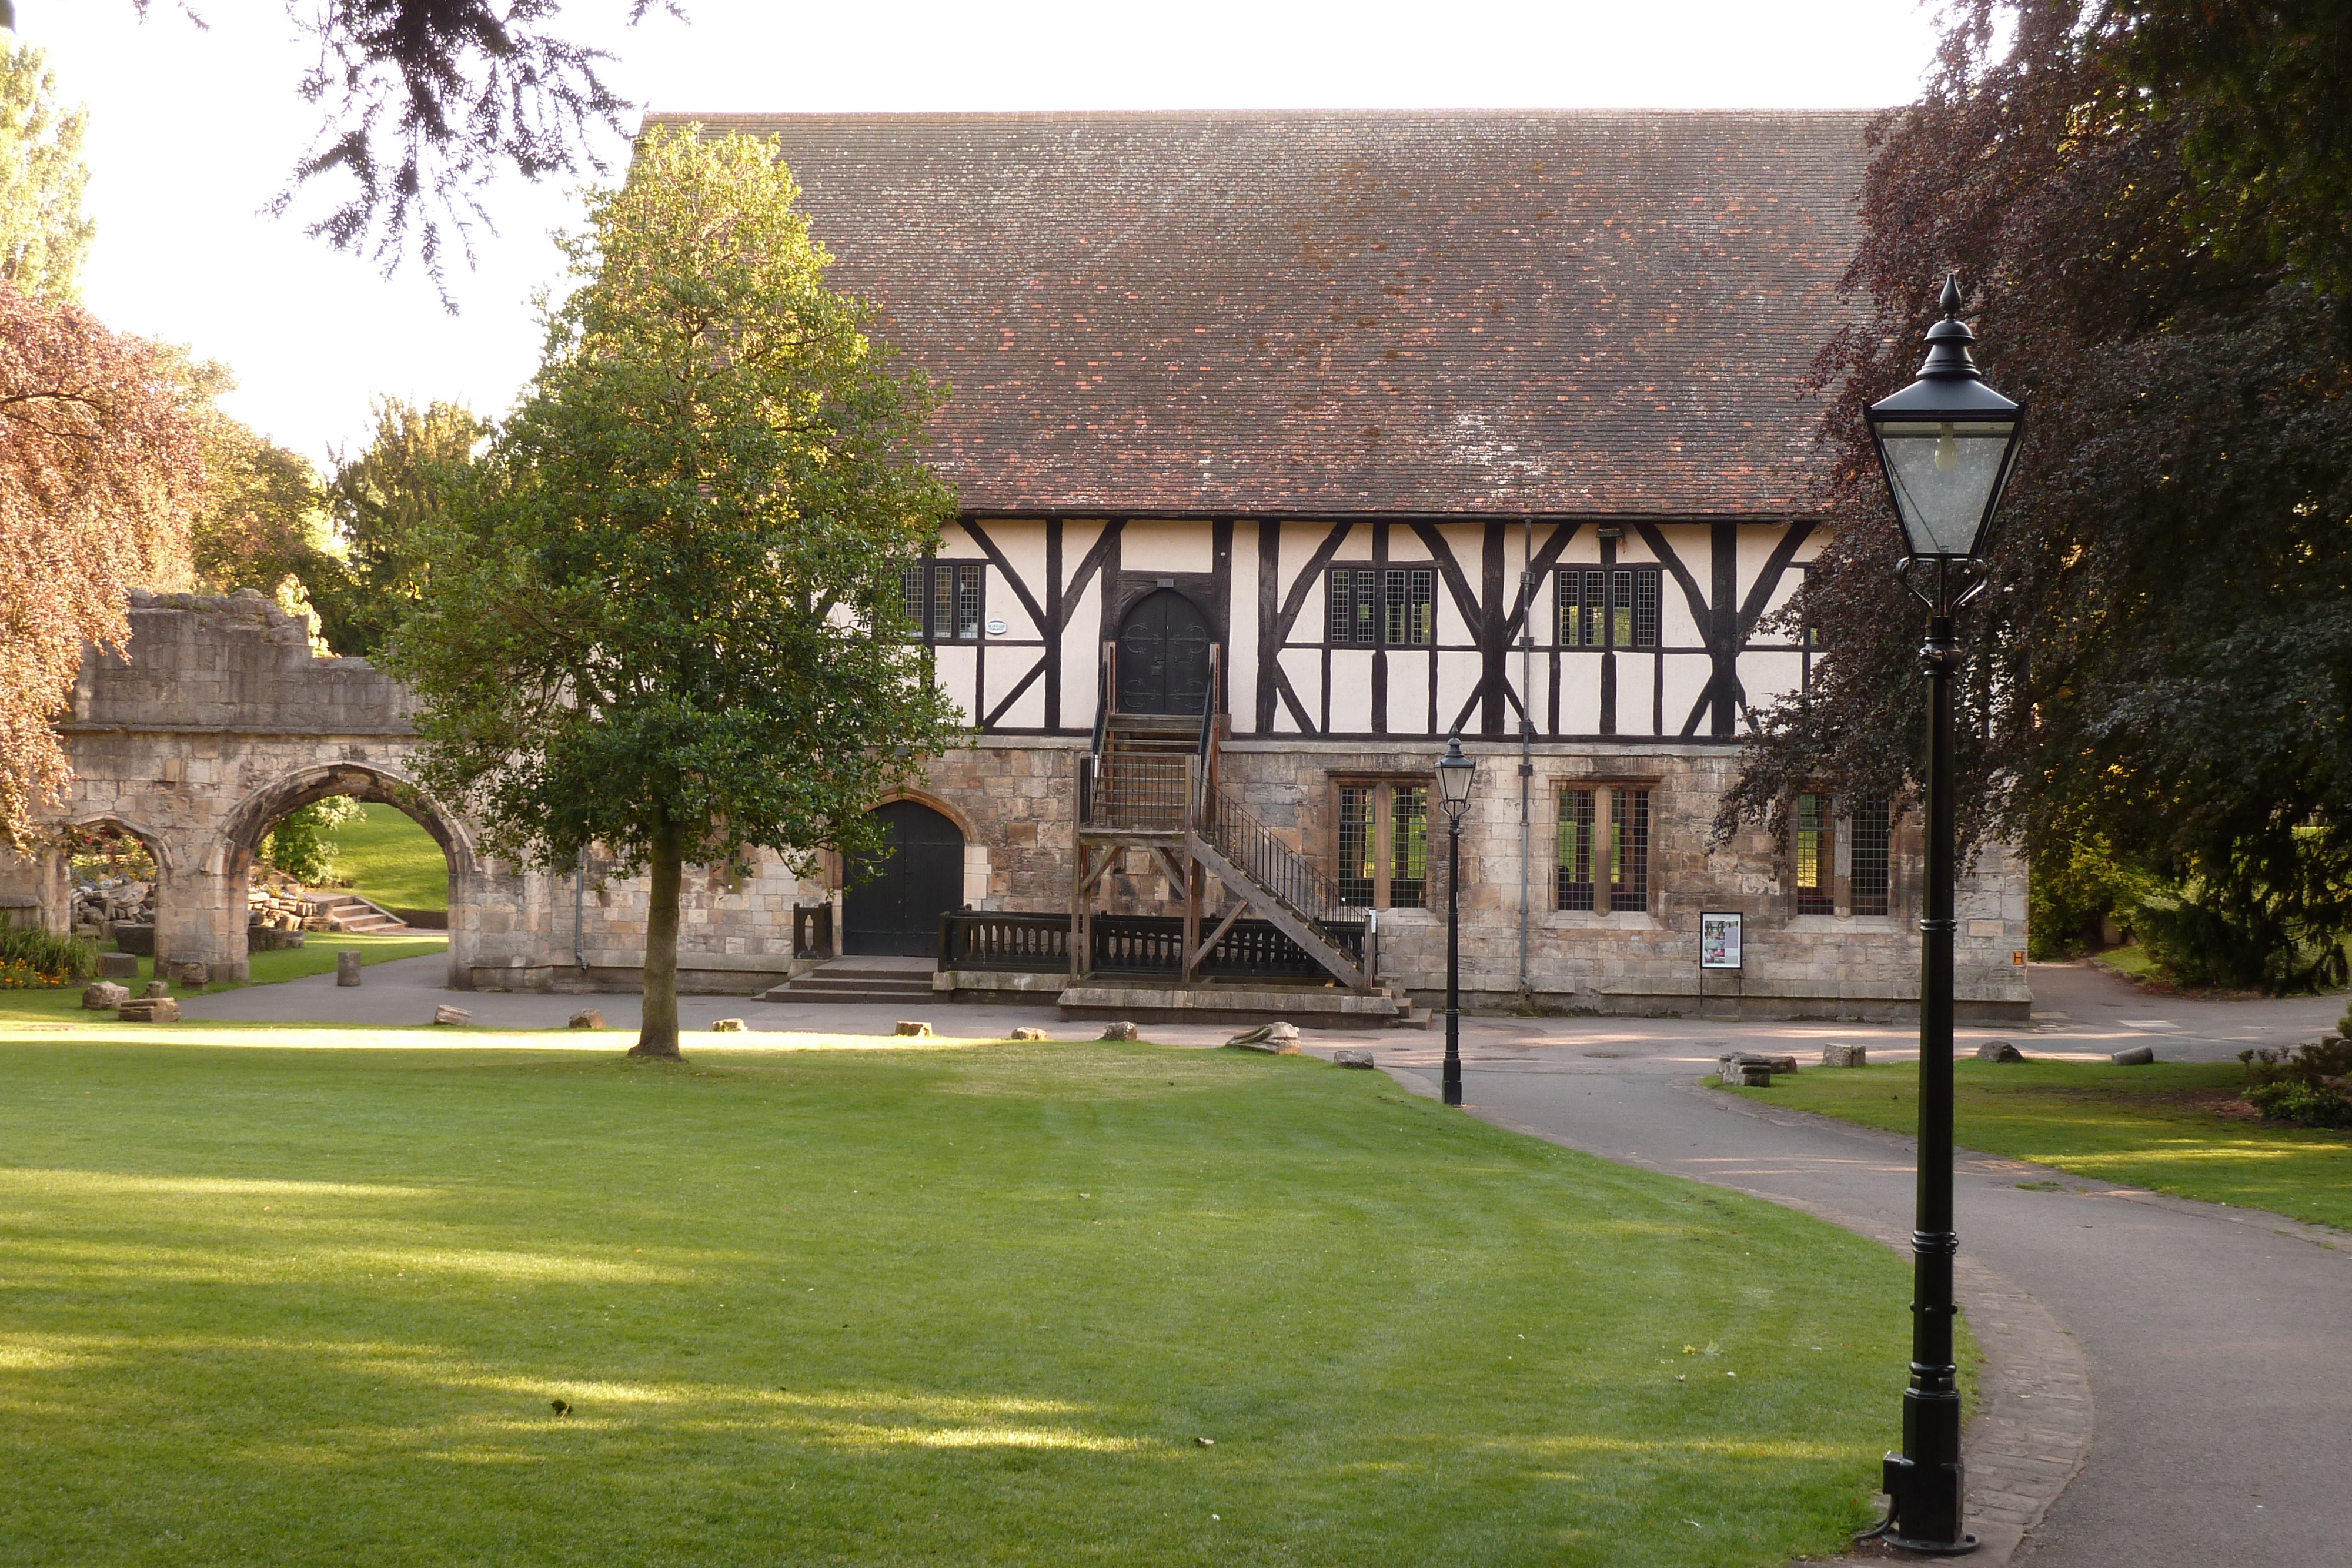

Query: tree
left=0, top=36, right=91, bottom=297
left=0, top=283, right=203, bottom=848
left=1723, top=0, right=2352, bottom=991
left=123, top=1, right=680, bottom=301
left=186, top=388, right=333, bottom=602
left=315, top=399, right=487, bottom=657
left=386, top=127, right=960, bottom=1057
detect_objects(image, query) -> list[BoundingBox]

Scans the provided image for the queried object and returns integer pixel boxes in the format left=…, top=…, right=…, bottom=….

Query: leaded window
left=1851, top=798, right=1892, bottom=917
left=1335, top=781, right=1428, bottom=909
left=1609, top=787, right=1650, bottom=912
left=1556, top=787, right=1596, bottom=911
left=1795, top=793, right=1836, bottom=915
left=1328, top=566, right=1435, bottom=646
left=901, top=561, right=985, bottom=643
left=1556, top=566, right=1661, bottom=648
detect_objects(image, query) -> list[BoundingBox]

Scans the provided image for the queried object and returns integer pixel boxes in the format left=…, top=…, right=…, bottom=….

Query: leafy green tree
left=387, top=127, right=960, bottom=1057
left=259, top=796, right=363, bottom=887
left=1725, top=0, right=2352, bottom=992
left=0, top=35, right=93, bottom=299
left=310, top=399, right=486, bottom=657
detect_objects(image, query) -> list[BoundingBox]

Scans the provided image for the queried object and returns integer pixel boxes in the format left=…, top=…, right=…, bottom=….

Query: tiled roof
left=642, top=110, right=1873, bottom=518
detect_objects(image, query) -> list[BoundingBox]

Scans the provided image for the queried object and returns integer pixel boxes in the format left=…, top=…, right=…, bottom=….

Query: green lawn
left=0, top=1035, right=1919, bottom=1567
left=328, top=805, right=451, bottom=914
left=1729, top=1059, right=2352, bottom=1232
left=0, top=932, right=448, bottom=1025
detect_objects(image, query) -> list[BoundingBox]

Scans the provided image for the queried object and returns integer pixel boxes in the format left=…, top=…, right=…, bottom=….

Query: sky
left=14, top=1, right=1949, bottom=469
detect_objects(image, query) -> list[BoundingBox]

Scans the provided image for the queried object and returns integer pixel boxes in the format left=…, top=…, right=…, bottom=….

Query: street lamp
left=1860, top=272, right=2024, bottom=1557
left=1435, top=731, right=1476, bottom=1108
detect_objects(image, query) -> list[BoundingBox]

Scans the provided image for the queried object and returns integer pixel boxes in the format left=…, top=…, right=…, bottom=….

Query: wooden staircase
left=1074, top=642, right=1387, bottom=1003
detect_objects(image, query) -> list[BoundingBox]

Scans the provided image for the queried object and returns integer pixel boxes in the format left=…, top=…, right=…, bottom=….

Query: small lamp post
left=1860, top=272, right=2024, bottom=1557
left=1435, top=732, right=1476, bottom=1107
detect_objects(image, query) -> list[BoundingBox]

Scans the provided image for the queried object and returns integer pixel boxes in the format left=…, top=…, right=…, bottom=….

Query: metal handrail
left=1201, top=788, right=1357, bottom=931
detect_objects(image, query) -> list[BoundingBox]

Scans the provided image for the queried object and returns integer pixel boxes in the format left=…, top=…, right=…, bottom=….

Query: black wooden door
left=1115, top=589, right=1213, bottom=714
left=843, top=801, right=964, bottom=957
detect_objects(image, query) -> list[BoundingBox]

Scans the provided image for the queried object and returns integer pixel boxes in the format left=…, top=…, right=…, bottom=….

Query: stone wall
left=8, top=595, right=2031, bottom=1018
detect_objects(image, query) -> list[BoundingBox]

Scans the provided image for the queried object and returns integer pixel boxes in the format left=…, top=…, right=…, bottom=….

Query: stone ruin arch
left=0, top=590, right=831, bottom=994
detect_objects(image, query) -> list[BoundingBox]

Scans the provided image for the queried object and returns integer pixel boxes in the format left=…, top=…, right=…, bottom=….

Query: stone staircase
left=759, top=957, right=937, bottom=1006
left=307, top=892, right=406, bottom=934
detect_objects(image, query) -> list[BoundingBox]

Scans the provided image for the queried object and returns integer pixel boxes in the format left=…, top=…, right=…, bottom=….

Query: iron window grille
left=1850, top=797, right=1892, bottom=917
left=1795, top=793, right=1836, bottom=915
left=900, top=561, right=985, bottom=642
left=1556, top=787, right=1596, bottom=911
left=1336, top=781, right=1429, bottom=909
left=1609, top=787, right=1651, bottom=912
left=1556, top=566, right=1661, bottom=649
left=1327, top=566, right=1436, bottom=647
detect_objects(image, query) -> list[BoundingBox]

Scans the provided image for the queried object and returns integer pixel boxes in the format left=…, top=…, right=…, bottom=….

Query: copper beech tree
left=0, top=282, right=203, bottom=847
left=387, top=129, right=959, bottom=1058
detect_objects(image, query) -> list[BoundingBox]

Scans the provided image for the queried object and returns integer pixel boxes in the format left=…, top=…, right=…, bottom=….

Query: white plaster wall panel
left=1658, top=657, right=1713, bottom=736
left=1274, top=648, right=1321, bottom=732
left=1556, top=660, right=1603, bottom=733
left=931, top=643, right=979, bottom=726
left=1120, top=519, right=1210, bottom=573
left=1227, top=529, right=1261, bottom=725
left=972, top=519, right=1047, bottom=640
left=1385, top=655, right=1432, bottom=737
left=1742, top=651, right=1806, bottom=710
left=1325, top=650, right=1375, bottom=734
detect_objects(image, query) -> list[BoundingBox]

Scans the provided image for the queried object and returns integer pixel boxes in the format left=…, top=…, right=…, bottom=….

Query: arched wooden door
left=843, top=801, right=965, bottom=957
left=1115, top=589, right=1213, bottom=714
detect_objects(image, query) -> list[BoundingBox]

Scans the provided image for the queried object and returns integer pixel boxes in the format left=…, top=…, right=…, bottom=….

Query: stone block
left=1227, top=1021, right=1302, bottom=1054
left=712, top=1018, right=746, bottom=1032
left=116, top=997, right=179, bottom=1022
left=1976, top=1039, right=2026, bottom=1062
left=2110, top=1045, right=2155, bottom=1066
left=336, top=950, right=363, bottom=987
left=1333, top=1048, right=1376, bottom=1069
left=433, top=1005, right=472, bottom=1026
left=142, top=979, right=172, bottom=999
left=110, top=922, right=154, bottom=957
left=82, top=982, right=130, bottom=1009
left=1098, top=1021, right=1139, bottom=1041
left=1821, top=1042, right=1868, bottom=1068
left=169, top=960, right=211, bottom=988
left=98, top=952, right=139, bottom=980
left=1010, top=1027, right=1048, bottom=1041
left=894, top=1020, right=933, bottom=1037
left=569, top=1009, right=606, bottom=1029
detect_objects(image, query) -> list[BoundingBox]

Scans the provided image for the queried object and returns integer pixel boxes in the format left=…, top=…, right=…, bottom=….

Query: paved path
left=182, top=958, right=2352, bottom=1564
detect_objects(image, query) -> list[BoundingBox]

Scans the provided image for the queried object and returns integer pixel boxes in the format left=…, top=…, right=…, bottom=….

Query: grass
left=327, top=805, right=450, bottom=913
left=0, top=932, right=448, bottom=1025
left=1729, top=1059, right=2352, bottom=1233
left=0, top=1034, right=1919, bottom=1567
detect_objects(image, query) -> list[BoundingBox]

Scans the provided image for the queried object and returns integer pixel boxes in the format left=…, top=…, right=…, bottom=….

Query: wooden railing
left=792, top=902, right=833, bottom=959
left=1199, top=788, right=1355, bottom=930
left=940, top=910, right=1358, bottom=981
left=940, top=910, right=1071, bottom=972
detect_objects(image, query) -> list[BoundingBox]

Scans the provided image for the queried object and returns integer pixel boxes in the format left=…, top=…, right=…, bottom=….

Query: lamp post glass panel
left=1860, top=273, right=2024, bottom=1556
left=1435, top=733, right=1476, bottom=1106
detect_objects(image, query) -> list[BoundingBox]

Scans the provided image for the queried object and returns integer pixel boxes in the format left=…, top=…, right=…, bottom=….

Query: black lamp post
left=1860, top=273, right=2025, bottom=1556
left=1435, top=731, right=1476, bottom=1107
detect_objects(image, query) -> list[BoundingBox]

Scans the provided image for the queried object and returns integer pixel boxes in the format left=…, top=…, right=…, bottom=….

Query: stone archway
left=219, top=764, right=477, bottom=984
left=56, top=815, right=173, bottom=963
left=842, top=800, right=965, bottom=957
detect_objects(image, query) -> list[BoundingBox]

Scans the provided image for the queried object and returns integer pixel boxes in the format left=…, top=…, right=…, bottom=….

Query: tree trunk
left=630, top=821, right=684, bottom=1058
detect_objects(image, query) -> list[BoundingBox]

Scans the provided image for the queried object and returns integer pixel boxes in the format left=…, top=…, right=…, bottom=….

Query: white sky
left=15, top=1, right=1945, bottom=467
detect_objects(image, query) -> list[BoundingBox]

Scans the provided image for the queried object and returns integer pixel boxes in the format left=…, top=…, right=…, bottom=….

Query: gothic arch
left=220, top=763, right=477, bottom=875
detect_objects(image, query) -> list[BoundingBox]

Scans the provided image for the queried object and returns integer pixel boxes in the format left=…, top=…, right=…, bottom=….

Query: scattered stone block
left=1719, top=1052, right=1798, bottom=1084
left=116, top=997, right=179, bottom=1023
left=142, top=980, right=172, bottom=999
left=1333, top=1048, right=1376, bottom=1069
left=1821, top=1042, right=1868, bottom=1068
left=97, top=952, right=139, bottom=980
left=2110, top=1045, right=2155, bottom=1066
left=82, top=982, right=130, bottom=1010
left=1976, top=1039, right=2027, bottom=1062
left=569, top=1009, right=606, bottom=1029
left=1097, top=1021, right=1139, bottom=1041
left=110, top=923, right=154, bottom=957
left=336, top=950, right=364, bottom=987
left=1010, top=1027, right=1048, bottom=1041
left=894, top=1020, right=933, bottom=1037
left=712, top=1018, right=746, bottom=1032
left=1227, top=1021, right=1303, bottom=1054
left=433, top=1005, right=472, bottom=1027
left=1725, top=1065, right=1774, bottom=1087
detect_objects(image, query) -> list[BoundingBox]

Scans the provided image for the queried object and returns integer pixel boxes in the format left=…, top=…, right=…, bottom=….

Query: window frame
left=1793, top=792, right=1836, bottom=915
left=900, top=559, right=987, bottom=644
left=1335, top=779, right=1432, bottom=911
left=1555, top=564, right=1663, bottom=650
left=1327, top=565, right=1436, bottom=648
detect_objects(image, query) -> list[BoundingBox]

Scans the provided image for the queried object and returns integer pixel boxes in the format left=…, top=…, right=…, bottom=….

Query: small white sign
left=1699, top=911, right=1743, bottom=971
left=984, top=618, right=1008, bottom=636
